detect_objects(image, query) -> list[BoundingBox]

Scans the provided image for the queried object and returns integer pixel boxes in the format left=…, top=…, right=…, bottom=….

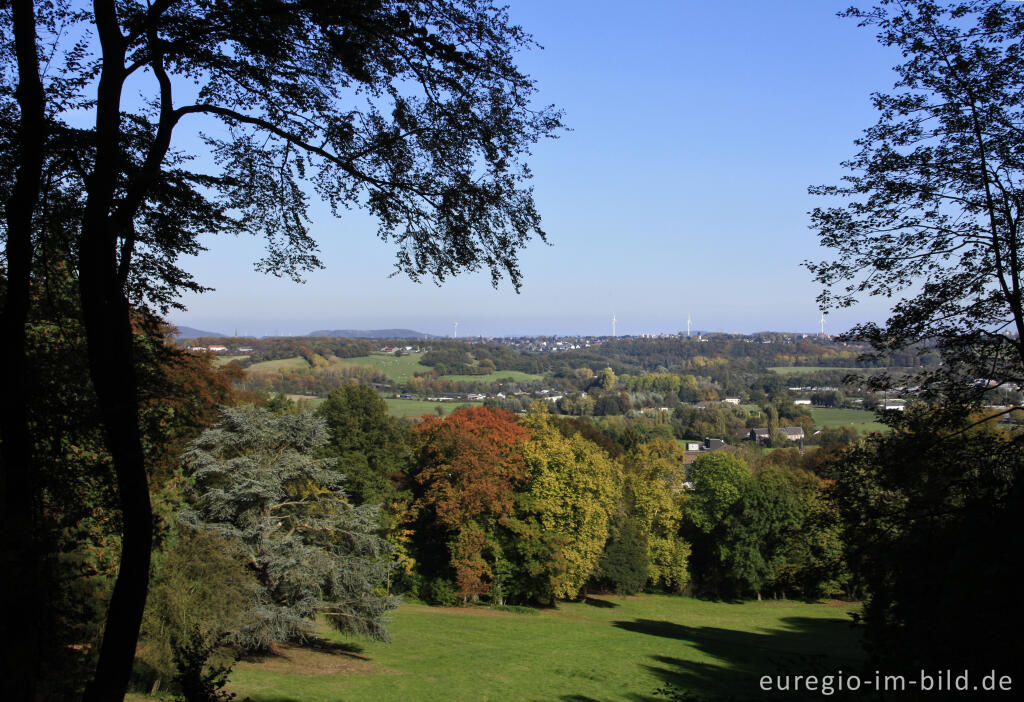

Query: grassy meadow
left=768, top=365, right=856, bottom=375
left=329, top=353, right=432, bottom=384
left=246, top=356, right=314, bottom=373
left=383, top=398, right=483, bottom=418
left=809, top=407, right=887, bottom=434
left=217, top=595, right=861, bottom=702
left=439, top=369, right=543, bottom=383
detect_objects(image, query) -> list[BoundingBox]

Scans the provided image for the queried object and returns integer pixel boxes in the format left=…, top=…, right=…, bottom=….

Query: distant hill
left=172, top=325, right=228, bottom=339
left=308, top=328, right=438, bottom=340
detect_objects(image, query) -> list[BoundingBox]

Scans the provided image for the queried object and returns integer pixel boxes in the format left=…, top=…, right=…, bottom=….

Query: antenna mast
left=453, top=321, right=458, bottom=339
left=612, top=313, right=617, bottom=338
left=687, top=313, right=692, bottom=338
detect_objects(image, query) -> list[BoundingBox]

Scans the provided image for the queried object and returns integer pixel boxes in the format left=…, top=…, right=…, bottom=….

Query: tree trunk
left=0, top=1, right=45, bottom=699
left=80, top=4, right=154, bottom=696
left=78, top=259, right=154, bottom=702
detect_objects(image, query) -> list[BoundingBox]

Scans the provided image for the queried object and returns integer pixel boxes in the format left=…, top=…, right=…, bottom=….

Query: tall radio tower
left=819, top=312, right=825, bottom=337
left=453, top=321, right=458, bottom=339
left=686, top=313, right=692, bottom=338
left=612, top=313, right=617, bottom=338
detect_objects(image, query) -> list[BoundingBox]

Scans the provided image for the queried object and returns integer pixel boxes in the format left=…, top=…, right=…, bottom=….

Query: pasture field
left=383, top=398, right=483, bottom=418
left=439, top=369, right=543, bottom=383
left=246, top=357, right=312, bottom=373
left=330, top=353, right=432, bottom=384
left=768, top=365, right=858, bottom=375
left=809, top=407, right=887, bottom=433
left=221, top=595, right=862, bottom=702
left=211, top=354, right=249, bottom=367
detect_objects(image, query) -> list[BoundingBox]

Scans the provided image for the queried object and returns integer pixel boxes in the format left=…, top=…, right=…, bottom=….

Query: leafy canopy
left=808, top=0, right=1024, bottom=395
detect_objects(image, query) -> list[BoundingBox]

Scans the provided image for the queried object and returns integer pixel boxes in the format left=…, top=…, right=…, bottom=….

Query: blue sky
left=171, top=0, right=903, bottom=338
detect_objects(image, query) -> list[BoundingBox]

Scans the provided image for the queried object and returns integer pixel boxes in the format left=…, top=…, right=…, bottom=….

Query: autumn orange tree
left=409, top=407, right=532, bottom=600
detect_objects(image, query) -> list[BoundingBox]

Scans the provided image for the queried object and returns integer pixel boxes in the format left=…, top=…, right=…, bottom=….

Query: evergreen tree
left=181, top=406, right=398, bottom=649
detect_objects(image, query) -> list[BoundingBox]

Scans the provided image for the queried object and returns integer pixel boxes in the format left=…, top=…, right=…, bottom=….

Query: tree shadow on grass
left=584, top=596, right=619, bottom=608
left=613, top=616, right=867, bottom=702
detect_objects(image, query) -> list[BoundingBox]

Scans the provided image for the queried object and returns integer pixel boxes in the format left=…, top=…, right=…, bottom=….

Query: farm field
left=439, top=369, right=543, bottom=383
left=768, top=365, right=859, bottom=375
left=330, top=353, right=432, bottom=384
left=219, top=595, right=862, bottom=702
left=383, top=398, right=483, bottom=418
left=809, top=407, right=887, bottom=433
left=246, top=356, right=312, bottom=373
left=212, top=354, right=249, bottom=367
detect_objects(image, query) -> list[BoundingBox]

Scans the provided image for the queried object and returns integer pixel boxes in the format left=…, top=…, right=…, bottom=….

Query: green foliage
left=809, top=0, right=1024, bottom=395
left=623, top=439, right=690, bottom=592
left=684, top=453, right=751, bottom=535
left=317, top=385, right=408, bottom=506
left=169, top=629, right=237, bottom=702
left=827, top=406, right=1024, bottom=672
left=138, top=530, right=259, bottom=695
left=182, top=406, right=398, bottom=648
left=594, top=515, right=649, bottom=595
left=420, top=578, right=460, bottom=607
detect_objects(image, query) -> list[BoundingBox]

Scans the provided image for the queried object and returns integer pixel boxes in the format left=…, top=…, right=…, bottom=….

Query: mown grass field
left=212, top=354, right=249, bottom=367
left=809, top=407, right=887, bottom=433
left=330, top=353, right=432, bottom=384
left=219, top=595, right=861, bottom=702
left=383, top=398, right=483, bottom=418
left=768, top=365, right=858, bottom=375
left=246, top=357, right=312, bottom=373
left=440, top=369, right=543, bottom=383
left=243, top=352, right=541, bottom=387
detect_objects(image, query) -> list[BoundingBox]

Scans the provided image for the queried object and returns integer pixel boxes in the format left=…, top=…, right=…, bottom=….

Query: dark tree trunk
left=78, top=279, right=153, bottom=702
left=0, top=1, right=45, bottom=699
left=80, top=4, right=154, bottom=698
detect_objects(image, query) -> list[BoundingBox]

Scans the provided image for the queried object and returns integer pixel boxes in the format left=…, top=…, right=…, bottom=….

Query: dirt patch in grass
left=236, top=642, right=383, bottom=677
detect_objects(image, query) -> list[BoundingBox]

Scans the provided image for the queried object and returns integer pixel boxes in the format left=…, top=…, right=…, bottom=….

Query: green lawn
left=440, top=370, right=543, bottom=383
left=212, top=354, right=249, bottom=367
left=809, top=407, right=887, bottom=433
left=768, top=366, right=859, bottom=375
left=246, top=356, right=311, bottom=373
left=224, top=595, right=862, bottom=702
left=384, top=398, right=483, bottom=418
left=331, top=353, right=432, bottom=384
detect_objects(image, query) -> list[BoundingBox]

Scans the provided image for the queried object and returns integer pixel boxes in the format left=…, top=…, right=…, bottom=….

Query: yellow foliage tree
left=521, top=403, right=622, bottom=598
left=623, top=439, right=691, bottom=592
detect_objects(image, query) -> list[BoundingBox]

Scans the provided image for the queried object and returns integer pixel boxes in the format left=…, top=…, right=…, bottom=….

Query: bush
left=421, top=577, right=461, bottom=606
left=593, top=516, right=649, bottom=595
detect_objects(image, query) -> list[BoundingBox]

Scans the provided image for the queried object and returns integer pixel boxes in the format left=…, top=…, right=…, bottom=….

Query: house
left=750, top=427, right=770, bottom=444
left=794, top=398, right=812, bottom=406
left=780, top=426, right=805, bottom=442
left=704, top=437, right=726, bottom=451
left=724, top=397, right=741, bottom=405
left=683, top=437, right=728, bottom=465
left=882, top=400, right=906, bottom=411
left=207, top=344, right=227, bottom=353
left=750, top=427, right=805, bottom=444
